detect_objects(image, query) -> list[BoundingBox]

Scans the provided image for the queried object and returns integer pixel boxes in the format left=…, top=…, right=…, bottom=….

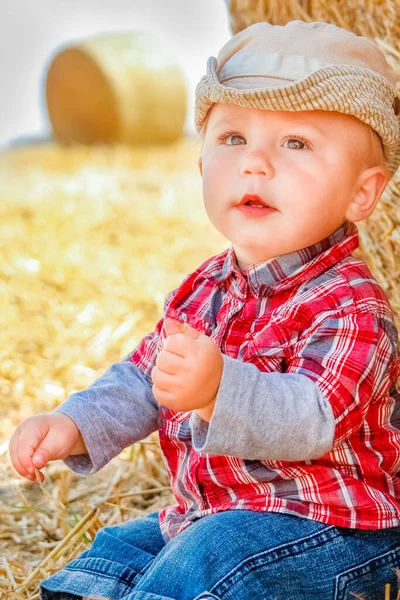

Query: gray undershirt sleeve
left=190, top=354, right=335, bottom=461
left=53, top=360, right=159, bottom=475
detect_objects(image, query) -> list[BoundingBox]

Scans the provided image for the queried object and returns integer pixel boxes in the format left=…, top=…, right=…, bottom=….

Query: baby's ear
left=345, top=165, right=390, bottom=222
left=198, top=157, right=203, bottom=177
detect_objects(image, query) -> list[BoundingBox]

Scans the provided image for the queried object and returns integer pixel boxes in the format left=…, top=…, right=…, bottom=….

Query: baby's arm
left=55, top=310, right=172, bottom=475
left=54, top=354, right=161, bottom=475
left=9, top=314, right=165, bottom=480
left=191, top=311, right=398, bottom=460
left=9, top=266, right=206, bottom=480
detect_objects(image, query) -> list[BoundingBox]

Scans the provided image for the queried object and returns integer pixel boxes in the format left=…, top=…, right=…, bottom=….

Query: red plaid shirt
left=129, top=221, right=400, bottom=539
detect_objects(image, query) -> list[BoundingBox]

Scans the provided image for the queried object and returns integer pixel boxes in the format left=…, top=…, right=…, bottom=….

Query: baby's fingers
left=32, top=428, right=72, bottom=470
left=14, top=417, right=50, bottom=477
left=32, top=444, right=55, bottom=470
left=9, top=429, right=38, bottom=480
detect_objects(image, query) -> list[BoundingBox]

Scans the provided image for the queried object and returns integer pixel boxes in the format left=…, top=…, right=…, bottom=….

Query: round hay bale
left=45, top=32, right=187, bottom=145
left=224, top=0, right=400, bottom=327
left=225, top=0, right=400, bottom=50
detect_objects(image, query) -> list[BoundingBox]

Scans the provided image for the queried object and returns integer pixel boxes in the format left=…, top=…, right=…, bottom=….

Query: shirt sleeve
left=191, top=311, right=397, bottom=460
left=54, top=315, right=165, bottom=475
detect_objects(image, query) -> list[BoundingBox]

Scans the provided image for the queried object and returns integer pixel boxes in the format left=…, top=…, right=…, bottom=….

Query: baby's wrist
left=70, top=433, right=87, bottom=455
left=195, top=396, right=216, bottom=423
left=56, top=413, right=87, bottom=455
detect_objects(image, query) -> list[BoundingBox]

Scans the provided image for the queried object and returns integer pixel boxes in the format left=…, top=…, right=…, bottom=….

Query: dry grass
left=227, top=0, right=400, bottom=57
left=0, top=138, right=227, bottom=598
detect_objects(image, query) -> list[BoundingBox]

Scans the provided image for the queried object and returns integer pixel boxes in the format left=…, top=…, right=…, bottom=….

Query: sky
left=0, top=0, right=231, bottom=147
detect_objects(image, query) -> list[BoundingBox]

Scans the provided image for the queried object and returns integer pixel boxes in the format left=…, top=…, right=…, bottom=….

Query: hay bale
left=225, top=0, right=400, bottom=49
left=45, top=32, right=187, bottom=145
left=225, top=0, right=400, bottom=325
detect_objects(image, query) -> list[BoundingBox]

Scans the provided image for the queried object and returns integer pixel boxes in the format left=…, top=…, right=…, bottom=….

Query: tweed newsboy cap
left=195, top=20, right=400, bottom=178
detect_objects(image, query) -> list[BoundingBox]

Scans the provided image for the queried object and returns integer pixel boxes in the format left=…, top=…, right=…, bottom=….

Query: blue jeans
left=40, top=509, right=400, bottom=600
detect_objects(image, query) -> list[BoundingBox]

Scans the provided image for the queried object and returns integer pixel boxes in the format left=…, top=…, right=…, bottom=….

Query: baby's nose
left=240, top=151, right=274, bottom=177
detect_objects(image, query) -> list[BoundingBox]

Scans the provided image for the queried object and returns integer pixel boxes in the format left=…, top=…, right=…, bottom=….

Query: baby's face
left=200, top=104, right=385, bottom=269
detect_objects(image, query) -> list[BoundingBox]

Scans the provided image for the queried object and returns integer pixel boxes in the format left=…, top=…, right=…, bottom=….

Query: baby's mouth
left=237, top=194, right=277, bottom=214
left=239, top=194, right=270, bottom=208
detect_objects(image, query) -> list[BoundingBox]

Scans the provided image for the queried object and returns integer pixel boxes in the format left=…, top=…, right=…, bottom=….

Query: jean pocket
left=334, top=547, right=400, bottom=600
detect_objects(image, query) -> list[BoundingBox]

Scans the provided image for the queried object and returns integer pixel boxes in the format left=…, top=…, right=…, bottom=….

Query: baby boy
left=10, top=20, right=400, bottom=600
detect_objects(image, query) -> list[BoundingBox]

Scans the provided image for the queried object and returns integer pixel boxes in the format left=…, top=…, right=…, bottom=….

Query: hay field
left=0, top=138, right=398, bottom=599
left=0, top=139, right=226, bottom=598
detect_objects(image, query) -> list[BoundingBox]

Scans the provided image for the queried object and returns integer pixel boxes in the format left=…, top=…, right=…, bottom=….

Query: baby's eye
left=218, top=131, right=246, bottom=145
left=282, top=137, right=308, bottom=150
left=227, top=134, right=246, bottom=145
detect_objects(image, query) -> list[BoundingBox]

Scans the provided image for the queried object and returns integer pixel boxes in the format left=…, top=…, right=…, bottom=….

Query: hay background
left=227, top=0, right=400, bottom=54
left=0, top=139, right=228, bottom=598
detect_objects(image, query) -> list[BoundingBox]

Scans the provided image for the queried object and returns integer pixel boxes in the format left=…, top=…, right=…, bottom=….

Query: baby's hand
left=151, top=318, right=223, bottom=414
left=9, top=413, right=86, bottom=482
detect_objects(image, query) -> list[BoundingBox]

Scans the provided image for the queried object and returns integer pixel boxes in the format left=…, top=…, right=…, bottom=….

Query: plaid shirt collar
left=194, top=220, right=359, bottom=298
